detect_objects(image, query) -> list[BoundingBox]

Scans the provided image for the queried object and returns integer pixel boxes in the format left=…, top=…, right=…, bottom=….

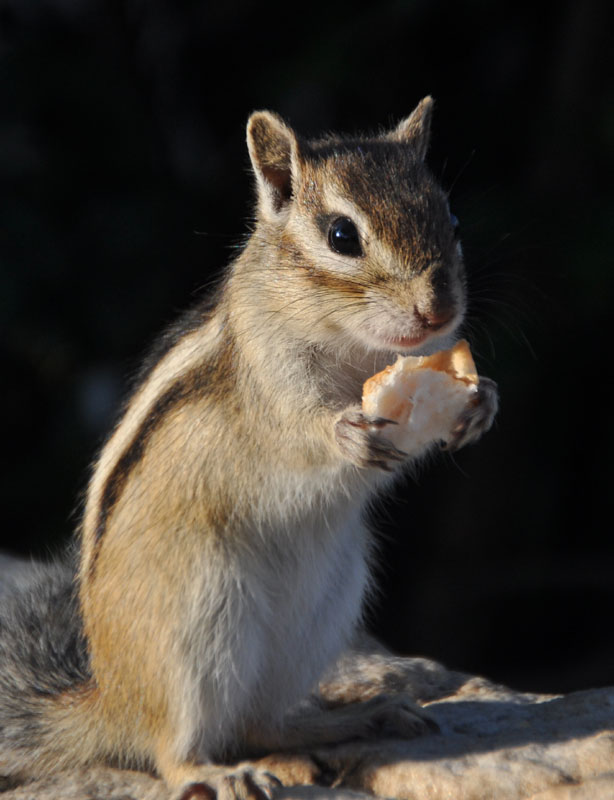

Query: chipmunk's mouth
left=364, top=326, right=451, bottom=355
left=383, top=333, right=429, bottom=349
left=380, top=321, right=459, bottom=354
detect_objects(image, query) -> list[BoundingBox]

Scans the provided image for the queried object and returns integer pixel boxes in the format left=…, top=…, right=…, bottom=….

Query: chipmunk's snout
left=414, top=260, right=463, bottom=332
left=364, top=259, right=464, bottom=352
left=414, top=306, right=455, bottom=332
left=368, top=301, right=460, bottom=352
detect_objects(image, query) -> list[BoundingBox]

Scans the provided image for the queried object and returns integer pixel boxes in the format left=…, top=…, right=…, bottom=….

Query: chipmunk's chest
left=247, top=501, right=371, bottom=713
left=195, top=497, right=371, bottom=739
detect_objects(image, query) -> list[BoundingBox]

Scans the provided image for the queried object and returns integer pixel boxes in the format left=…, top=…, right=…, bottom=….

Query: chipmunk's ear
left=247, top=111, right=302, bottom=220
left=388, top=96, right=434, bottom=161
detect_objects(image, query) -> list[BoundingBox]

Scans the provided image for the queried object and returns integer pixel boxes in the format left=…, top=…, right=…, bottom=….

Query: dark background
left=1, top=0, right=613, bottom=694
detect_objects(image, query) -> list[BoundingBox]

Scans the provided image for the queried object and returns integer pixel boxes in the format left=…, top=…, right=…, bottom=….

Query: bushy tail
left=0, top=552, right=103, bottom=778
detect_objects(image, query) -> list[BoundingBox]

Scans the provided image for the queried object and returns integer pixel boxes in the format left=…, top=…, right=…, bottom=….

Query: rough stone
left=1, top=666, right=613, bottom=800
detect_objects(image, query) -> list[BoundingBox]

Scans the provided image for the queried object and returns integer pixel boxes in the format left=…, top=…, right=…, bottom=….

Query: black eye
left=328, top=217, right=363, bottom=257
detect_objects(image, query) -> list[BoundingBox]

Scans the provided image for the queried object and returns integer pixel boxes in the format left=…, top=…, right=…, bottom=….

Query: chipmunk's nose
left=414, top=306, right=455, bottom=331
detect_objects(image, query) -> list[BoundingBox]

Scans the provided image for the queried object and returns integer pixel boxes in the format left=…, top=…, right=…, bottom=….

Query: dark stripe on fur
left=94, top=375, right=195, bottom=545
left=304, top=268, right=366, bottom=296
left=129, top=292, right=221, bottom=393
left=90, top=332, right=237, bottom=577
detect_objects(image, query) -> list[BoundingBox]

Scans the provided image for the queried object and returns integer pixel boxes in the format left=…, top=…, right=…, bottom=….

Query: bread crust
left=362, top=340, right=479, bottom=435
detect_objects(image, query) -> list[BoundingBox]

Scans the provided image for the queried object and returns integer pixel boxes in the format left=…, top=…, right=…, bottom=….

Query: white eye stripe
left=320, top=188, right=373, bottom=244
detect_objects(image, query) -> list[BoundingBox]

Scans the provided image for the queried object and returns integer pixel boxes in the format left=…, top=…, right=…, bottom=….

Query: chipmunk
left=0, top=97, right=497, bottom=800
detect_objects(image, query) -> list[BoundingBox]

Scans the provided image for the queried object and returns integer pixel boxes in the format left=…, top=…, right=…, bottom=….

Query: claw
left=243, top=771, right=280, bottom=800
left=335, top=405, right=407, bottom=471
left=346, top=415, right=398, bottom=429
left=372, top=417, right=399, bottom=427
left=369, top=440, right=407, bottom=461
left=366, top=441, right=407, bottom=471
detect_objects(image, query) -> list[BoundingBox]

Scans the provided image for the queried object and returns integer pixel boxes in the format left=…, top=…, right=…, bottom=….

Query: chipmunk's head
left=246, top=97, right=465, bottom=356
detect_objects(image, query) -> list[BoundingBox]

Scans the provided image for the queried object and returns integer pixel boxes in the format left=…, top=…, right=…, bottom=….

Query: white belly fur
left=185, top=500, right=370, bottom=759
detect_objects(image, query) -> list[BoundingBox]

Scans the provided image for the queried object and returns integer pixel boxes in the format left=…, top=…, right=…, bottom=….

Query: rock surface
left=2, top=665, right=613, bottom=800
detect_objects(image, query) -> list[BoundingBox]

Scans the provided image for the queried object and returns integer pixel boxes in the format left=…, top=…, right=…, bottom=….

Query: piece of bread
left=362, top=340, right=479, bottom=449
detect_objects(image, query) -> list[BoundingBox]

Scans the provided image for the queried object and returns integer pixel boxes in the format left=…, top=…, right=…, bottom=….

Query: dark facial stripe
left=304, top=267, right=366, bottom=296
left=278, top=230, right=367, bottom=297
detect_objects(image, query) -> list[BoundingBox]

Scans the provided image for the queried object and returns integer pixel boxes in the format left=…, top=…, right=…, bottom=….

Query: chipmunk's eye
left=328, top=217, right=363, bottom=257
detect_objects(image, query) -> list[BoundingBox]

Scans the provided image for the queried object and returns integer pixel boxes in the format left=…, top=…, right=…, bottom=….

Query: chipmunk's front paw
left=335, top=406, right=406, bottom=471
left=444, top=376, right=498, bottom=452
